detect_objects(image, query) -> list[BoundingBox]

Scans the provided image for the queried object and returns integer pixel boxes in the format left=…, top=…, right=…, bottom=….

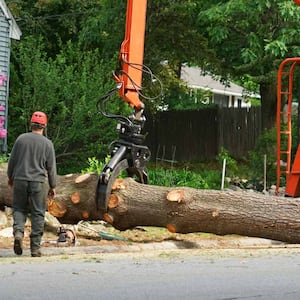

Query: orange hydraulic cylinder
left=117, top=0, right=147, bottom=110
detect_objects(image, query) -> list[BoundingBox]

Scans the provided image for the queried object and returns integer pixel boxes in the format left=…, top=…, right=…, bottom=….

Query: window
left=213, top=94, right=229, bottom=107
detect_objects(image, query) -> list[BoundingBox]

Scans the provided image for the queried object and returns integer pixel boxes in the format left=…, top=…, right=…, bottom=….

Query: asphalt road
left=1, top=247, right=300, bottom=300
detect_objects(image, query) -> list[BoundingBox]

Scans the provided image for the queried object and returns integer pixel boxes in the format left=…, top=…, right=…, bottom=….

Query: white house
left=180, top=65, right=260, bottom=108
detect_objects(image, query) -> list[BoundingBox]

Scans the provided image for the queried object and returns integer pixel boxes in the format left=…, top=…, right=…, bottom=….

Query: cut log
left=71, top=192, right=80, bottom=204
left=0, top=163, right=12, bottom=208
left=1, top=165, right=300, bottom=243
left=104, top=178, right=300, bottom=243
left=0, top=166, right=101, bottom=222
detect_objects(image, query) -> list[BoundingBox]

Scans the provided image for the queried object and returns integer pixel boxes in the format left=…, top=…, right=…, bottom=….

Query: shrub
left=148, top=167, right=210, bottom=189
left=81, top=156, right=110, bottom=174
left=0, top=154, right=8, bottom=164
left=247, top=127, right=277, bottom=190
left=216, top=147, right=238, bottom=177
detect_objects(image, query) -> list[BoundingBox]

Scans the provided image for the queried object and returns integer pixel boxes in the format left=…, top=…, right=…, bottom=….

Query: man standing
left=7, top=111, right=57, bottom=257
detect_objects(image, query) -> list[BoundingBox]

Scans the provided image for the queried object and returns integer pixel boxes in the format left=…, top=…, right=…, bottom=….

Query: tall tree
left=198, top=0, right=300, bottom=130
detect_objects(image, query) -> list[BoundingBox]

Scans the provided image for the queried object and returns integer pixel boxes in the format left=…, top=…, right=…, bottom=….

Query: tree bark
left=1, top=165, right=300, bottom=243
left=104, top=178, right=300, bottom=243
left=260, top=81, right=277, bottom=131
left=0, top=164, right=12, bottom=208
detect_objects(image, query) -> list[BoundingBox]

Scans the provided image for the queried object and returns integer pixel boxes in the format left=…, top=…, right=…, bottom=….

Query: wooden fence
left=144, top=107, right=262, bottom=162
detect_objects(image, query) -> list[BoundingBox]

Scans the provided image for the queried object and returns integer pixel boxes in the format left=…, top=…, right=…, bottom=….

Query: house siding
left=0, top=12, right=10, bottom=153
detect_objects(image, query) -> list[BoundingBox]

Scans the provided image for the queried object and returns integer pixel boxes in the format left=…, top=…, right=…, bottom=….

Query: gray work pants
left=12, top=179, right=48, bottom=251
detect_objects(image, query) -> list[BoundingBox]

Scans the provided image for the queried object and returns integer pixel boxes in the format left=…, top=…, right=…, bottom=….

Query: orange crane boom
left=114, top=0, right=147, bottom=113
left=96, top=0, right=151, bottom=213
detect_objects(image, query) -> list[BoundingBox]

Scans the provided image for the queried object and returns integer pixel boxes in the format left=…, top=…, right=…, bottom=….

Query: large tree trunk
left=100, top=178, right=300, bottom=244
left=260, top=81, right=277, bottom=131
left=1, top=165, right=300, bottom=243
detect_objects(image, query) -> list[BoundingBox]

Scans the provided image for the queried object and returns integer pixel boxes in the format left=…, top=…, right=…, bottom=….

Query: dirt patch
left=0, top=222, right=222, bottom=249
left=0, top=210, right=286, bottom=254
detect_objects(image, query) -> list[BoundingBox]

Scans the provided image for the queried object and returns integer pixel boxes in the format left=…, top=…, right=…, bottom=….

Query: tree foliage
left=197, top=0, right=300, bottom=129
left=9, top=36, right=120, bottom=173
left=9, top=0, right=102, bottom=55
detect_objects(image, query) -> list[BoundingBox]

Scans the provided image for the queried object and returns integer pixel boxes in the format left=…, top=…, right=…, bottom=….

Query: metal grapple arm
left=96, top=0, right=150, bottom=213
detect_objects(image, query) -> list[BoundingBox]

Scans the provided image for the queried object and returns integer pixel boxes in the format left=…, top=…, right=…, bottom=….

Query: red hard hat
left=31, top=111, right=47, bottom=126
